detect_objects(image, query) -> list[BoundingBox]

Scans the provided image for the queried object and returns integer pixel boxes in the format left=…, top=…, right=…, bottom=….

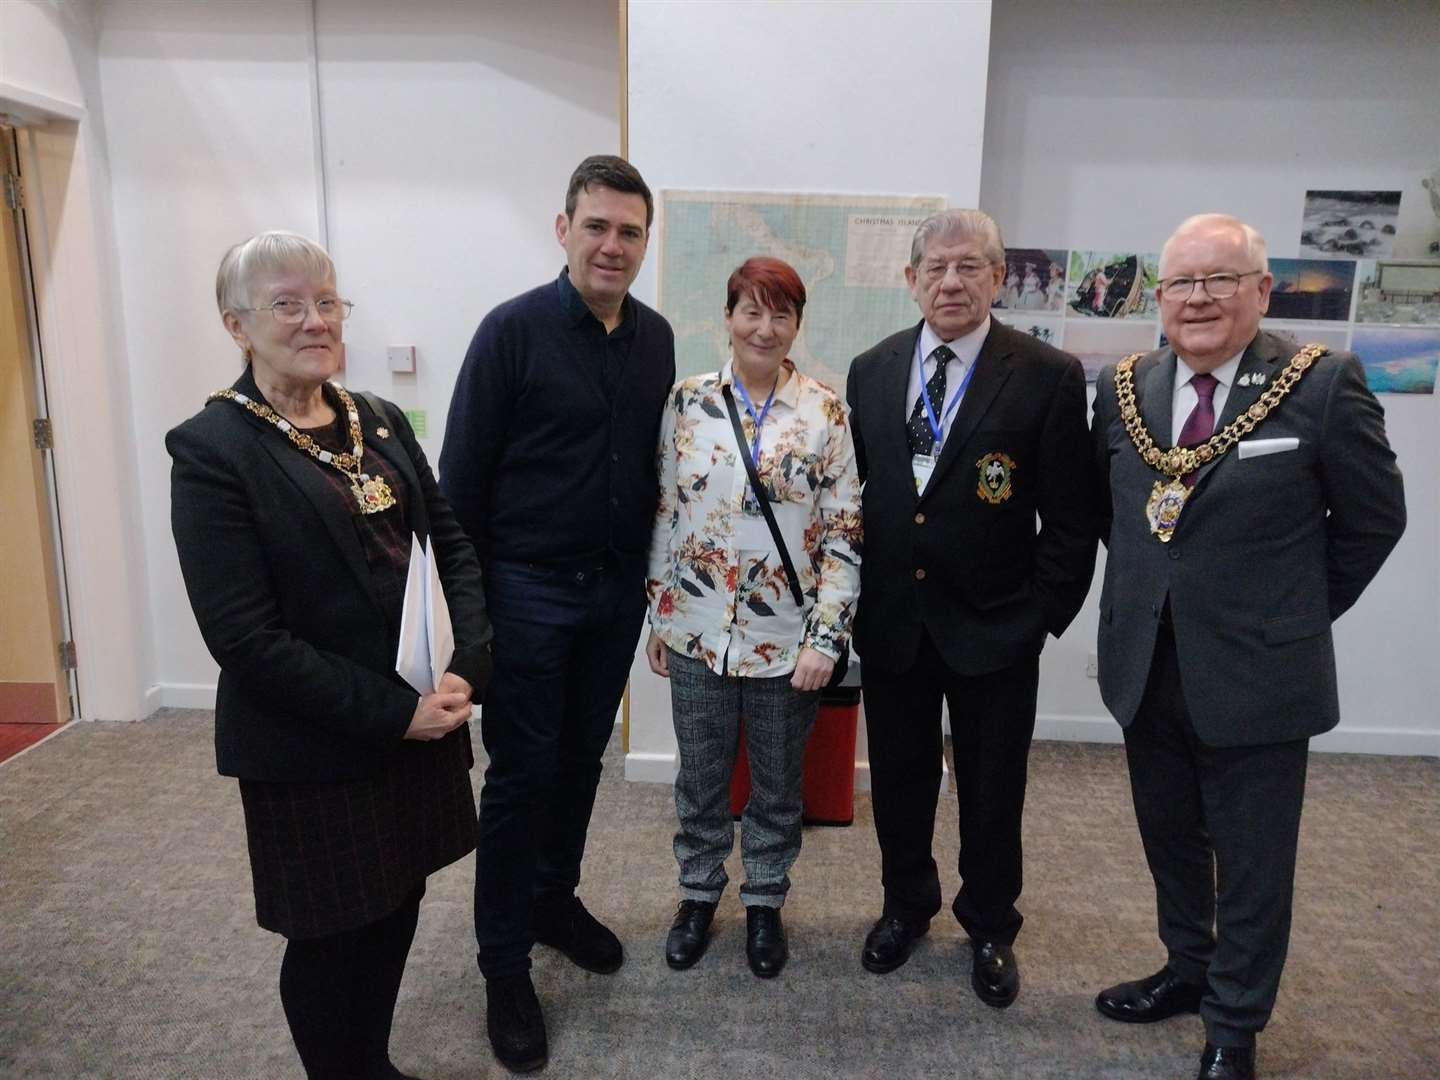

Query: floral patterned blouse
left=646, top=358, right=863, bottom=677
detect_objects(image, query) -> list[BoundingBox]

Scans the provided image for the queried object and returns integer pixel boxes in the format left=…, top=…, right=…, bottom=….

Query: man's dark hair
left=565, top=155, right=654, bottom=227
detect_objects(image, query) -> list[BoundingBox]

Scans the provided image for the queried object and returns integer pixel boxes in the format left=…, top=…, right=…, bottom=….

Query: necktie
left=1177, top=372, right=1219, bottom=488
left=907, top=345, right=954, bottom=456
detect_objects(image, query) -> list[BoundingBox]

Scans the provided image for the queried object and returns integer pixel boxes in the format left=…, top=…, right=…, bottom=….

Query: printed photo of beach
left=1349, top=325, right=1440, bottom=394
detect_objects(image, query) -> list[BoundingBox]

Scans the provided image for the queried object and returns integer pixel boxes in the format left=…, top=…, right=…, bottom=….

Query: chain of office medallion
left=207, top=384, right=365, bottom=473
left=1114, top=343, right=1326, bottom=479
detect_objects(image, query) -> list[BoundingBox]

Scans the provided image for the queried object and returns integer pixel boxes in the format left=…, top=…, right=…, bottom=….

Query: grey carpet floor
left=1, top=711, right=1436, bottom=1080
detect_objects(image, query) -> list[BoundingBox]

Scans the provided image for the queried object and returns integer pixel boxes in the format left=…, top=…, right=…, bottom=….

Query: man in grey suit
left=1090, top=214, right=1405, bottom=1080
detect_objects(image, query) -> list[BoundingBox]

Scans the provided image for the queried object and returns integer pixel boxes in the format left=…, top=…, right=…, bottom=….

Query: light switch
left=387, top=344, right=416, bottom=373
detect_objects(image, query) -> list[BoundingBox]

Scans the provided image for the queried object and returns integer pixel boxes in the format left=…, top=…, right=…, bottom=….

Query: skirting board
left=626, top=713, right=1438, bottom=784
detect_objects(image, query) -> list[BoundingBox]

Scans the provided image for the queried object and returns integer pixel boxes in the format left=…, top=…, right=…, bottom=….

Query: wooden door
left=0, top=125, right=70, bottom=726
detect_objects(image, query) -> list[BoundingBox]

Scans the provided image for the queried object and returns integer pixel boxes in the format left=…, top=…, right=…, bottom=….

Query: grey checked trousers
left=667, top=648, right=820, bottom=908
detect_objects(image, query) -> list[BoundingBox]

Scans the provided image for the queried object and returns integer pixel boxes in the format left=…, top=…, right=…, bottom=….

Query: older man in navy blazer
left=846, top=209, right=1097, bottom=1008
left=1090, top=214, right=1405, bottom=1080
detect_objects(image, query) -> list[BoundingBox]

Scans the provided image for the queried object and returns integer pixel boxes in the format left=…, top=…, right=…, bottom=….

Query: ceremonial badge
left=1145, top=479, right=1189, bottom=543
left=976, top=452, right=1016, bottom=504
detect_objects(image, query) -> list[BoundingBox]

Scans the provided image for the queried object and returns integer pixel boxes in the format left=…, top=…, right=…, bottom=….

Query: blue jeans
left=667, top=649, right=819, bottom=908
left=473, top=558, right=645, bottom=979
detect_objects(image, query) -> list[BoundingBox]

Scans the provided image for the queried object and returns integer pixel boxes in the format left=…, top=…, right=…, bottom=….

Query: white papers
left=395, top=534, right=455, bottom=695
left=1237, top=437, right=1300, bottom=460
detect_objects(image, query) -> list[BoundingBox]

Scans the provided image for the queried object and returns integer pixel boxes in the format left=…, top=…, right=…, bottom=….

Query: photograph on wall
left=1063, top=320, right=1159, bottom=384
left=1349, top=325, right=1440, bottom=394
left=996, top=313, right=1063, bottom=349
left=1354, top=260, right=1440, bottom=325
left=656, top=190, right=945, bottom=385
left=1264, top=259, right=1356, bottom=321
left=1391, top=164, right=1440, bottom=258
left=1066, top=250, right=1159, bottom=320
left=991, top=248, right=1068, bottom=312
left=1260, top=322, right=1352, bottom=354
left=1298, top=190, right=1401, bottom=259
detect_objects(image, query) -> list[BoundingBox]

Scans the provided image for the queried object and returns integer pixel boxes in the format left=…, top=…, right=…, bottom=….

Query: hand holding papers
left=396, top=534, right=455, bottom=695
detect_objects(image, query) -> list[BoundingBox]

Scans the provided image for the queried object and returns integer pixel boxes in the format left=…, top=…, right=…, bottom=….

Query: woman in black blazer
left=167, top=231, right=491, bottom=1080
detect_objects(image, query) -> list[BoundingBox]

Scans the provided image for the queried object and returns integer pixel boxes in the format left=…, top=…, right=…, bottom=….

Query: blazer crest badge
left=976, top=452, right=1017, bottom=504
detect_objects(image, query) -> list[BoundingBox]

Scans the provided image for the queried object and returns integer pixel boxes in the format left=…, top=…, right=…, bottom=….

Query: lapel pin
left=376, top=426, right=391, bottom=439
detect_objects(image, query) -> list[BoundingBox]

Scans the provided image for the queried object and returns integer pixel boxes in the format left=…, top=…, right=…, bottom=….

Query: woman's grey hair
left=1159, top=214, right=1269, bottom=276
left=215, top=230, right=336, bottom=315
left=909, top=209, right=1006, bottom=267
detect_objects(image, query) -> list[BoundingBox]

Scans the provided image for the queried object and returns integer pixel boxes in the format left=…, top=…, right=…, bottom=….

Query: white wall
left=624, top=0, right=995, bottom=782
left=0, top=0, right=154, bottom=721
left=979, top=0, right=1440, bottom=755
left=97, top=0, right=620, bottom=709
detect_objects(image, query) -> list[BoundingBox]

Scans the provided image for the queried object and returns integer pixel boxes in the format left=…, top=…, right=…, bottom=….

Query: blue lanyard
left=733, top=372, right=777, bottom=468
left=915, top=339, right=976, bottom=449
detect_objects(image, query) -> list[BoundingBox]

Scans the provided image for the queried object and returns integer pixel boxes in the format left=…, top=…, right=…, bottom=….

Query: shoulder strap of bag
left=722, top=384, right=805, bottom=609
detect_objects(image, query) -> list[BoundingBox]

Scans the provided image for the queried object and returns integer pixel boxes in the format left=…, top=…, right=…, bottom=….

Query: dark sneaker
left=533, top=893, right=624, bottom=974
left=485, top=973, right=547, bottom=1073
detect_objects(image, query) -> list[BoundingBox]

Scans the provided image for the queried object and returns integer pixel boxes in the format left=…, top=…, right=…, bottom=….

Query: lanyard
left=915, top=339, right=976, bottom=449
left=732, top=371, right=778, bottom=468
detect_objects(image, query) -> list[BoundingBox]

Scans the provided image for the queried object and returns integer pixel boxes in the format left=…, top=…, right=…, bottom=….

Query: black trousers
left=473, top=558, right=646, bottom=979
left=1123, top=622, right=1309, bottom=1048
left=279, top=883, right=424, bottom=1080
left=864, top=631, right=1040, bottom=943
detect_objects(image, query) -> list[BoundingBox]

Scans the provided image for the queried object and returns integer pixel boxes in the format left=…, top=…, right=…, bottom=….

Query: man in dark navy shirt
left=440, top=155, right=674, bottom=1073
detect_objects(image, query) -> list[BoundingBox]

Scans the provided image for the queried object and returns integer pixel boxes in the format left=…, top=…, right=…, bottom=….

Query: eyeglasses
left=237, top=297, right=354, bottom=324
left=918, top=259, right=995, bottom=283
left=1159, top=271, right=1264, bottom=302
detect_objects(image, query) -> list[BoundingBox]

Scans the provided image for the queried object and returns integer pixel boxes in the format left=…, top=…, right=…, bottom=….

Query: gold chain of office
left=206, top=383, right=397, bottom=513
left=1114, top=342, right=1326, bottom=479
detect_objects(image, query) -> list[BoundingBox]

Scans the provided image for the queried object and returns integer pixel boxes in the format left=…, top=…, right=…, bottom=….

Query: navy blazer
left=167, top=367, right=492, bottom=782
left=846, top=319, right=1098, bottom=676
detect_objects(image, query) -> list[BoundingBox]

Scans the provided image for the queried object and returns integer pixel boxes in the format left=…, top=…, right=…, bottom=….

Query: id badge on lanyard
left=911, top=340, right=976, bottom=496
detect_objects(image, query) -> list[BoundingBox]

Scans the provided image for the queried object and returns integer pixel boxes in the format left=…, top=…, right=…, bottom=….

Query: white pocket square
left=1237, top=437, right=1299, bottom=460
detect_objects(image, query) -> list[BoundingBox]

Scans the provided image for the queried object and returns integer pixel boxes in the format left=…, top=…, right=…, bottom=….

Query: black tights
left=279, top=883, right=424, bottom=1080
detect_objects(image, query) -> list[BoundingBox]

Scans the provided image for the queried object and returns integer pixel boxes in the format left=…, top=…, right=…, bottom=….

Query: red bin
left=729, top=685, right=862, bottom=827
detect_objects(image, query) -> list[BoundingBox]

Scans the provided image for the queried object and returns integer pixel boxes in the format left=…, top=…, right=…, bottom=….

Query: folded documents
left=395, top=534, right=456, bottom=695
left=1237, top=437, right=1299, bottom=460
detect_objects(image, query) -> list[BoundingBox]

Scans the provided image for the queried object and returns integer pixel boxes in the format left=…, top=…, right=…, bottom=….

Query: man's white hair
left=1158, top=214, right=1269, bottom=277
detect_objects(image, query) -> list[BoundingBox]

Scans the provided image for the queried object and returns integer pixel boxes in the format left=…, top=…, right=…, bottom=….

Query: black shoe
left=860, top=914, right=930, bottom=974
left=745, top=906, right=787, bottom=978
left=1096, top=967, right=1204, bottom=1024
left=1197, top=1042, right=1256, bottom=1080
left=484, top=974, right=548, bottom=1074
left=970, top=939, right=1019, bottom=1008
left=665, top=900, right=717, bottom=970
left=532, top=893, right=623, bottom=974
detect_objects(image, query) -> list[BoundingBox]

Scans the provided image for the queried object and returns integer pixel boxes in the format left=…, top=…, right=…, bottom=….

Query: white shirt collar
left=919, top=316, right=991, bottom=370
left=1175, top=349, right=1244, bottom=389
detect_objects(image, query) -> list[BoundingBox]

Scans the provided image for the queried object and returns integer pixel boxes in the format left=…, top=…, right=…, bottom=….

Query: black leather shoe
left=745, top=906, right=787, bottom=978
left=860, top=914, right=930, bottom=974
left=1096, top=967, right=1203, bottom=1024
left=532, top=893, right=623, bottom=974
left=1197, top=1042, right=1256, bottom=1080
left=970, top=939, right=1019, bottom=1008
left=485, top=974, right=547, bottom=1074
left=665, top=900, right=717, bottom=970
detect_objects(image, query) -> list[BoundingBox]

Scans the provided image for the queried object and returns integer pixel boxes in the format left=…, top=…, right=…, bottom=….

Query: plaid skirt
left=238, top=729, right=477, bottom=940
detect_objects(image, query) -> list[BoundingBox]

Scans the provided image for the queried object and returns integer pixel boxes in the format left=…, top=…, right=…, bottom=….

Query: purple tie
left=1178, top=373, right=1218, bottom=488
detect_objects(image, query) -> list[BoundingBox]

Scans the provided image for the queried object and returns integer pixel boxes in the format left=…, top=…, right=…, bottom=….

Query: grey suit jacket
left=1091, top=330, right=1405, bottom=747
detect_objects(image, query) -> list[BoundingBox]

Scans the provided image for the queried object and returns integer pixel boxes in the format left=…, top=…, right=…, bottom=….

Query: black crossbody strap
left=722, top=385, right=805, bottom=609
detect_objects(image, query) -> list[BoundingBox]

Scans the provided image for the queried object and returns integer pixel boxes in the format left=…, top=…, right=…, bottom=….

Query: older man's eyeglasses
left=239, top=297, right=354, bottom=324
left=1159, top=271, right=1264, bottom=302
left=919, top=259, right=994, bottom=282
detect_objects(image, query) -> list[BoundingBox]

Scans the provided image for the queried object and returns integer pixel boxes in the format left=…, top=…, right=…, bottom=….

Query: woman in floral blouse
left=644, top=256, right=862, bottom=978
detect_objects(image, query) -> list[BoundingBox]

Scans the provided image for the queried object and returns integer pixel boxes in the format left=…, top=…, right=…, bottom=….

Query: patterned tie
left=907, top=345, right=954, bottom=456
left=1178, top=372, right=1219, bottom=488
